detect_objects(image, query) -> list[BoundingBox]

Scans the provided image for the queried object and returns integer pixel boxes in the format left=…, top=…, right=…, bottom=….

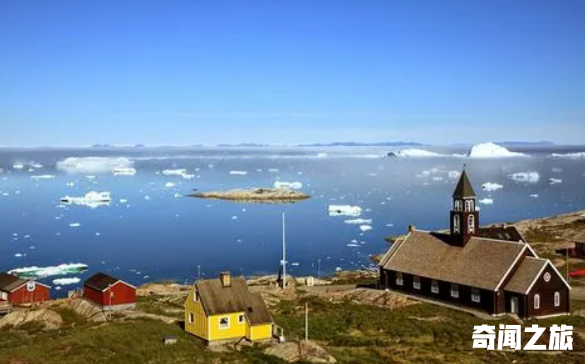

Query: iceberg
left=165, top=182, right=176, bottom=188
left=468, top=142, right=526, bottom=158
left=60, top=191, right=111, bottom=208
left=328, top=205, right=362, bottom=217
left=479, top=198, right=494, bottom=205
left=52, top=277, right=81, bottom=286
left=9, top=263, right=88, bottom=279
left=12, top=163, right=24, bottom=169
left=388, top=149, right=442, bottom=158
left=344, top=218, right=373, bottom=225
left=230, top=170, right=248, bottom=175
left=481, top=182, right=503, bottom=192
left=274, top=181, right=303, bottom=190
left=31, top=175, right=55, bottom=180
left=359, top=225, right=373, bottom=232
left=551, top=152, right=585, bottom=158
left=161, top=169, right=194, bottom=179
left=57, top=157, right=134, bottom=174
left=113, top=167, right=137, bottom=176
left=549, top=178, right=562, bottom=185
left=69, top=223, right=81, bottom=227
left=509, top=172, right=540, bottom=184
left=448, top=171, right=461, bottom=179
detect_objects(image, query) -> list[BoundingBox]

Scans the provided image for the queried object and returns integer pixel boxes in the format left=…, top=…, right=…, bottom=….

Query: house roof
left=452, top=170, right=476, bottom=199
left=0, top=272, right=28, bottom=292
left=196, top=277, right=273, bottom=325
left=380, top=230, right=526, bottom=291
left=84, top=272, right=135, bottom=291
left=478, top=225, right=525, bottom=242
left=503, top=257, right=548, bottom=294
left=573, top=230, right=585, bottom=243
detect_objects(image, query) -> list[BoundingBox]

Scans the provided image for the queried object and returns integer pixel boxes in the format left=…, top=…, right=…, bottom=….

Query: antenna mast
left=282, top=212, right=287, bottom=289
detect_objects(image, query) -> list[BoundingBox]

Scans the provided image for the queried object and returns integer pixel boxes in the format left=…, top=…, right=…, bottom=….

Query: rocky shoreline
left=189, top=187, right=310, bottom=202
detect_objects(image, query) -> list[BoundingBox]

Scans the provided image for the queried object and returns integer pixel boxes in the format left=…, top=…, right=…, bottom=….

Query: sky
left=1, top=0, right=584, bottom=146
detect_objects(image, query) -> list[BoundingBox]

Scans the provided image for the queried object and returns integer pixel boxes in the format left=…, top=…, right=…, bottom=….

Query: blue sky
left=1, top=0, right=584, bottom=146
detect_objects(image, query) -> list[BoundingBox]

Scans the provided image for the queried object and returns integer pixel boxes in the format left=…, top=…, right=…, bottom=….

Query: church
left=379, top=169, right=571, bottom=319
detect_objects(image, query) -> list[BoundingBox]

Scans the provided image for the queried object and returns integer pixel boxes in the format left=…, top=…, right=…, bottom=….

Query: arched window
left=454, top=200, right=462, bottom=211
left=454, top=215, right=461, bottom=233
left=465, top=199, right=473, bottom=212
left=468, top=215, right=475, bottom=233
left=534, top=294, right=540, bottom=309
left=554, top=292, right=560, bottom=307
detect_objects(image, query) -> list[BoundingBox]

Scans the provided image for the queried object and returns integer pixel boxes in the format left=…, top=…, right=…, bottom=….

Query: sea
left=1, top=145, right=584, bottom=295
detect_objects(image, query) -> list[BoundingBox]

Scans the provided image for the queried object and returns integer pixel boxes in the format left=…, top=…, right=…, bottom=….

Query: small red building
left=83, top=272, right=136, bottom=310
left=0, top=272, right=50, bottom=306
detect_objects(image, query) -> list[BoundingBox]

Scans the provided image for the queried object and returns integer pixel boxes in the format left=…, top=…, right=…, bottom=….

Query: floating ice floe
left=328, top=205, right=362, bottom=217
left=30, top=162, right=43, bottom=169
left=359, top=225, right=373, bottom=232
left=468, top=142, right=526, bottom=158
left=549, top=178, right=562, bottom=185
left=230, top=170, right=248, bottom=176
left=69, top=223, right=81, bottom=227
left=113, top=167, right=137, bottom=176
left=165, top=182, right=176, bottom=188
left=268, top=168, right=279, bottom=172
left=57, top=157, right=134, bottom=174
left=509, top=171, right=540, bottom=184
left=9, top=263, right=88, bottom=279
left=120, top=198, right=128, bottom=203
left=448, top=171, right=461, bottom=179
left=52, top=277, right=81, bottom=286
left=274, top=181, right=303, bottom=190
left=530, top=194, right=539, bottom=198
left=317, top=153, right=328, bottom=158
left=388, top=149, right=442, bottom=157
left=481, top=182, right=503, bottom=192
left=551, top=152, right=585, bottom=158
left=31, top=174, right=55, bottom=180
left=14, top=253, right=25, bottom=258
left=479, top=198, right=494, bottom=205
left=344, top=218, right=373, bottom=225
left=161, top=169, right=194, bottom=179
left=12, top=163, right=24, bottom=169
left=61, top=191, right=111, bottom=208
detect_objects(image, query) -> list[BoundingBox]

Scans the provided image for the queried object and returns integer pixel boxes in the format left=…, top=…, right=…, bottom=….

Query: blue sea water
left=0, top=145, right=584, bottom=295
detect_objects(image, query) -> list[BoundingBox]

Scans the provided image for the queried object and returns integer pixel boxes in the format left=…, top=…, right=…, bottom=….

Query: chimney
left=219, top=271, right=231, bottom=287
left=408, top=225, right=416, bottom=233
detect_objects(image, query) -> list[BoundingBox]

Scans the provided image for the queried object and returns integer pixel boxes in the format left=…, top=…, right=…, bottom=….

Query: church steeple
left=450, top=167, right=479, bottom=247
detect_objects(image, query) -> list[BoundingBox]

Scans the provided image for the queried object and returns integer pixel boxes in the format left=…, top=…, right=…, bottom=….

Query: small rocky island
left=189, top=188, right=310, bottom=203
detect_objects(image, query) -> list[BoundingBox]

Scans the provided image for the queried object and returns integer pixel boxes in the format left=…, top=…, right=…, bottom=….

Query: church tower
left=450, top=168, right=479, bottom=247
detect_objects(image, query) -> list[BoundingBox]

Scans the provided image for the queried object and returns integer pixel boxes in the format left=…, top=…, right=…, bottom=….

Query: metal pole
left=567, top=247, right=570, bottom=282
left=317, top=259, right=321, bottom=279
left=197, top=265, right=201, bottom=282
left=305, top=302, right=309, bottom=342
left=282, top=212, right=287, bottom=289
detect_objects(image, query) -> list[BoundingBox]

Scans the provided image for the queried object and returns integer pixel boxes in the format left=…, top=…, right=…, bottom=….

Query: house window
left=396, top=272, right=404, bottom=286
left=451, top=284, right=459, bottom=298
left=431, top=280, right=439, bottom=294
left=413, top=276, right=421, bottom=290
left=468, top=215, right=475, bottom=233
left=193, top=291, right=199, bottom=302
left=534, top=294, right=540, bottom=309
left=471, top=288, right=481, bottom=303
left=0, top=292, right=7, bottom=300
left=219, top=317, right=230, bottom=329
left=453, top=215, right=461, bottom=233
left=238, top=314, right=245, bottom=324
left=554, top=292, right=560, bottom=307
left=26, top=282, right=36, bottom=292
left=188, top=313, right=194, bottom=324
left=465, top=200, right=473, bottom=212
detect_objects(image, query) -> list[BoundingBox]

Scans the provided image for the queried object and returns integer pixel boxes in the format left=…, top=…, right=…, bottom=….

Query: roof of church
left=380, top=230, right=526, bottom=291
left=477, top=225, right=525, bottom=242
left=573, top=230, right=585, bottom=243
left=503, top=257, right=548, bottom=294
left=452, top=170, right=476, bottom=198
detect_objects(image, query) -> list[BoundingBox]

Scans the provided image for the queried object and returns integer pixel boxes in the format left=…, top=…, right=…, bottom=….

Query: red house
left=0, top=272, right=50, bottom=307
left=83, top=272, right=136, bottom=310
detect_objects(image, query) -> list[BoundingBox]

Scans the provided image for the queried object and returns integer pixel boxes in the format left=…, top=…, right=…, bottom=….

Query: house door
left=510, top=297, right=519, bottom=314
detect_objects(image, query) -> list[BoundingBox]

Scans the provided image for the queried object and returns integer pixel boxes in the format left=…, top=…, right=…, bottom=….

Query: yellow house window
left=219, top=317, right=230, bottom=329
left=238, top=314, right=245, bottom=324
left=193, top=291, right=199, bottom=302
left=188, top=313, right=194, bottom=324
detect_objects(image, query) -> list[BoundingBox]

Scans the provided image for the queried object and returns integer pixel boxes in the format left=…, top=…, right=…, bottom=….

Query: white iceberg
left=359, top=225, right=373, bottom=232
left=551, top=152, right=585, bottom=158
left=61, top=191, right=111, bottom=208
left=344, top=218, right=373, bottom=225
left=165, top=182, right=176, bottom=188
left=69, top=223, right=81, bottom=227
left=30, top=162, right=43, bottom=169
left=274, top=181, right=303, bottom=190
left=230, top=170, right=248, bottom=175
left=52, top=277, right=81, bottom=286
left=31, top=175, right=55, bottom=180
left=113, top=167, right=137, bottom=176
left=468, top=142, right=526, bottom=158
left=9, top=263, right=88, bottom=279
left=388, top=149, right=442, bottom=157
left=479, top=198, right=494, bottom=205
left=12, top=163, right=24, bottom=169
left=509, top=171, right=540, bottom=184
left=316, top=152, right=328, bottom=158
left=530, top=194, right=539, bottom=198
left=328, top=205, right=362, bottom=217
left=481, top=182, right=503, bottom=192
left=162, top=169, right=194, bottom=179
left=549, top=178, right=562, bottom=185
left=57, top=157, right=134, bottom=174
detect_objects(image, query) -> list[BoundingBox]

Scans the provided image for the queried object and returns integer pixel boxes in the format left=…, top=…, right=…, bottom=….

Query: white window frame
left=534, top=294, right=540, bottom=309
left=554, top=292, right=560, bottom=307
left=413, top=276, right=421, bottom=290
left=471, top=288, right=481, bottom=303
left=431, top=280, right=439, bottom=294
left=219, top=316, right=230, bottom=330
left=454, top=200, right=462, bottom=211
left=454, top=215, right=460, bottom=233
left=238, top=314, right=245, bottom=324
left=450, top=284, right=459, bottom=298
left=193, top=291, right=199, bottom=302
left=188, top=313, right=194, bottom=324
left=396, top=272, right=404, bottom=286
left=468, top=215, right=475, bottom=233
left=465, top=199, right=473, bottom=212
left=0, top=292, right=7, bottom=300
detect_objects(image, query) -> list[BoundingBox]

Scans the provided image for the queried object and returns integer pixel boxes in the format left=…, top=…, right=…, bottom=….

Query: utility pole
left=305, top=302, right=309, bottom=342
left=197, top=264, right=201, bottom=282
left=317, top=259, right=321, bottom=279
left=567, top=247, right=570, bottom=282
left=281, top=212, right=287, bottom=289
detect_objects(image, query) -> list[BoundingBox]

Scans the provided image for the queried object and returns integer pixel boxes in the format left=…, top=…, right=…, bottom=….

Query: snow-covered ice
left=31, top=175, right=55, bottom=180
left=344, top=218, right=372, bottom=225
left=230, top=170, right=248, bottom=175
left=69, top=223, right=81, bottom=227
left=12, top=163, right=24, bottom=169
left=468, top=142, right=526, bottom=158
left=328, top=205, right=362, bottom=217
left=479, top=198, right=494, bottom=205
left=509, top=171, right=540, bottom=184
left=61, top=191, right=111, bottom=208
left=165, top=182, right=176, bottom=188
left=52, top=277, right=81, bottom=286
left=389, top=149, right=442, bottom=157
left=549, top=178, right=562, bottom=185
left=481, top=182, right=503, bottom=192
left=359, top=225, right=373, bottom=232
left=113, top=167, right=137, bottom=176
left=9, top=263, right=88, bottom=279
left=551, top=152, right=585, bottom=158
left=57, top=157, right=134, bottom=174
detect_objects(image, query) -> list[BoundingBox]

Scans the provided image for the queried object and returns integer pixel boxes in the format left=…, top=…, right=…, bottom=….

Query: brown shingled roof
left=84, top=273, right=124, bottom=291
left=452, top=170, right=476, bottom=198
left=196, top=277, right=273, bottom=325
left=503, top=257, right=548, bottom=294
left=478, top=225, right=525, bottom=242
left=0, top=272, right=28, bottom=292
left=381, top=230, right=526, bottom=290
left=573, top=231, right=585, bottom=243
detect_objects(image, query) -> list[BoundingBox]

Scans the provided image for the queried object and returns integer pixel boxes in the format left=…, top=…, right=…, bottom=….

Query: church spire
left=452, top=168, right=476, bottom=199
left=450, top=167, right=479, bottom=247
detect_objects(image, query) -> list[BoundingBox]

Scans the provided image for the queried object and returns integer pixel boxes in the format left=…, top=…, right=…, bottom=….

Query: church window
left=468, top=215, right=475, bottom=233
left=396, top=272, right=403, bottom=286
left=534, top=294, right=540, bottom=309
left=431, top=280, right=439, bottom=294
left=554, top=292, right=560, bottom=307
left=454, top=215, right=461, bottom=233
left=465, top=199, right=473, bottom=212
left=413, top=276, right=421, bottom=290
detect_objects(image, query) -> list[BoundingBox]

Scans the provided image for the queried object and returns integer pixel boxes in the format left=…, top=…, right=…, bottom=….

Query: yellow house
left=184, top=271, right=274, bottom=343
